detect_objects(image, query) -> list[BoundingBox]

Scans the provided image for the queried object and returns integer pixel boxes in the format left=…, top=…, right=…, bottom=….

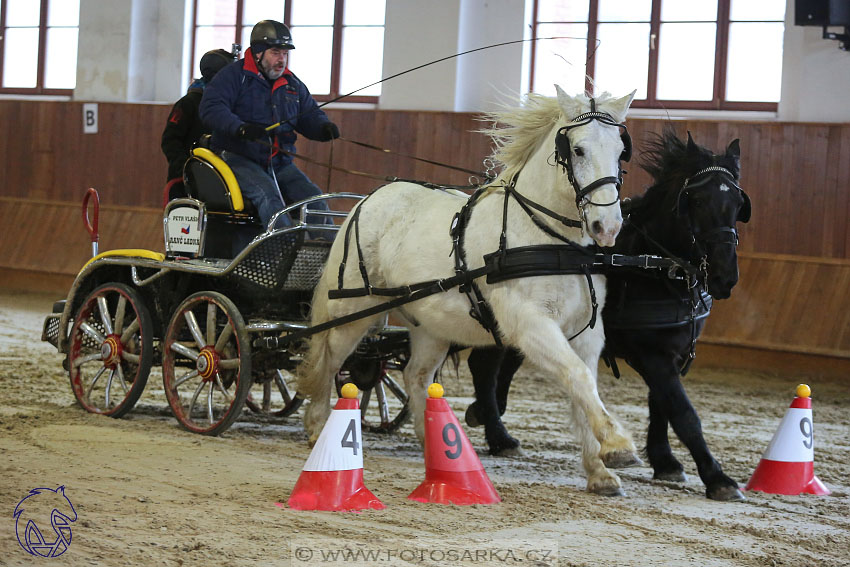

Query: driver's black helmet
left=250, top=20, right=295, bottom=55
left=200, top=49, right=235, bottom=81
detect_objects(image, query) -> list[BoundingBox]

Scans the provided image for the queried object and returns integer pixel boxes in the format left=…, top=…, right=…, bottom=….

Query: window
left=0, top=0, right=80, bottom=94
left=531, top=0, right=785, bottom=111
left=191, top=0, right=385, bottom=102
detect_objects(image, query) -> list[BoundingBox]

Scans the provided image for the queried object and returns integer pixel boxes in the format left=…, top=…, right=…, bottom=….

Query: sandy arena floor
left=1, top=289, right=848, bottom=567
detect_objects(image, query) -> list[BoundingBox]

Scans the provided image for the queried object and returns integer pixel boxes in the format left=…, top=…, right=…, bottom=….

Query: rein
left=268, top=138, right=495, bottom=188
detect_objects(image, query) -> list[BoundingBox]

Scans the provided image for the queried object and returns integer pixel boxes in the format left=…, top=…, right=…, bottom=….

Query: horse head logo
left=14, top=486, right=77, bottom=557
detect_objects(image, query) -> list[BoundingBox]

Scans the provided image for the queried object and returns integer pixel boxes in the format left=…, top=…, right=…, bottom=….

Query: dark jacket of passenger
left=161, top=79, right=208, bottom=182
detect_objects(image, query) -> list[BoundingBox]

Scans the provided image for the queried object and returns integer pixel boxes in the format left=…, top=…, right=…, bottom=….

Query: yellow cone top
left=340, top=383, right=359, bottom=399
left=795, top=384, right=811, bottom=398
left=427, top=382, right=444, bottom=399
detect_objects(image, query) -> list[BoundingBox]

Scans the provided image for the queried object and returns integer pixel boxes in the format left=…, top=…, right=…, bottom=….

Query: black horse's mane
left=624, top=127, right=716, bottom=226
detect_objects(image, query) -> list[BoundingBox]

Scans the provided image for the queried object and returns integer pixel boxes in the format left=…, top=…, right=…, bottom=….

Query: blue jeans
left=221, top=151, right=329, bottom=228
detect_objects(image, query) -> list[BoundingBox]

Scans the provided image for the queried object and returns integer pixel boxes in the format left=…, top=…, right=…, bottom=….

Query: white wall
left=74, top=0, right=134, bottom=102
left=453, top=0, right=529, bottom=113
left=69, top=0, right=850, bottom=122
left=74, top=0, right=184, bottom=103
left=779, top=13, right=850, bottom=122
left=379, top=0, right=462, bottom=111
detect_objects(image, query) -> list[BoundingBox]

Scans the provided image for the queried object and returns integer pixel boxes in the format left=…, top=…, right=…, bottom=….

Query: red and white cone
left=408, top=383, right=500, bottom=505
left=745, top=384, right=830, bottom=495
left=287, top=384, right=385, bottom=511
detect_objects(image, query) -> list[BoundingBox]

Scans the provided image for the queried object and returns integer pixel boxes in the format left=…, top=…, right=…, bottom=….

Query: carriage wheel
left=245, top=369, right=303, bottom=417
left=336, top=357, right=410, bottom=433
left=68, top=282, right=153, bottom=418
left=162, top=291, right=252, bottom=435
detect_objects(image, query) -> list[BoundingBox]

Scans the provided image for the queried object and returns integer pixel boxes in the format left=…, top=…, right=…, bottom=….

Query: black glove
left=237, top=122, right=268, bottom=141
left=319, top=122, right=340, bottom=141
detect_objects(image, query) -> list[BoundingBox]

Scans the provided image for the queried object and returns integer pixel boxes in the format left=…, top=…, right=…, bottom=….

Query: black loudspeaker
left=796, top=0, right=830, bottom=26
left=796, top=0, right=850, bottom=26
left=830, top=0, right=850, bottom=26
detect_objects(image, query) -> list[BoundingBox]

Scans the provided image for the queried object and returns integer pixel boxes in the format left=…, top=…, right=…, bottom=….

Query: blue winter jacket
left=199, top=48, right=331, bottom=170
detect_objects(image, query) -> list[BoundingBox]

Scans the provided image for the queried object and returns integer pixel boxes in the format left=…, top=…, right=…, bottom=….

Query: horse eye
left=574, top=147, right=585, bottom=157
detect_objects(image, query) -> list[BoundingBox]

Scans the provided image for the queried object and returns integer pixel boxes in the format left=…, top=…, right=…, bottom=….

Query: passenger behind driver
left=161, top=48, right=236, bottom=201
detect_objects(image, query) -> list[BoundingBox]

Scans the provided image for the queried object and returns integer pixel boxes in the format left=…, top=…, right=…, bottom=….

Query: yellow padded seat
left=191, top=147, right=246, bottom=212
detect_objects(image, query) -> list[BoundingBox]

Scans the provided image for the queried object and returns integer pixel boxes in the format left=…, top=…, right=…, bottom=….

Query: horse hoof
left=493, top=445, right=524, bottom=458
left=654, top=470, right=688, bottom=483
left=707, top=485, right=746, bottom=502
left=589, top=484, right=626, bottom=497
left=602, top=450, right=644, bottom=469
left=465, top=404, right=481, bottom=428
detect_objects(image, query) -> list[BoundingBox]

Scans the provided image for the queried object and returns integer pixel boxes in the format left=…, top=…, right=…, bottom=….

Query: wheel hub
left=101, top=335, right=122, bottom=368
left=196, top=348, right=220, bottom=381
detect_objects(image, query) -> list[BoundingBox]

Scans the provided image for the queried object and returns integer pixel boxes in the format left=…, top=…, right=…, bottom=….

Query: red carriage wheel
left=245, top=369, right=303, bottom=417
left=162, top=291, right=252, bottom=435
left=68, top=282, right=153, bottom=417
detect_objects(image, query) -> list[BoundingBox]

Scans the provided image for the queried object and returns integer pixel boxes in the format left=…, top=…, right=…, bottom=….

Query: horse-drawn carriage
left=41, top=87, right=751, bottom=499
left=41, top=146, right=410, bottom=436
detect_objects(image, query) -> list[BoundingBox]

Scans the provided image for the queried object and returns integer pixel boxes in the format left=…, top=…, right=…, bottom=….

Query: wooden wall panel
left=0, top=197, right=162, bottom=278
left=702, top=253, right=850, bottom=359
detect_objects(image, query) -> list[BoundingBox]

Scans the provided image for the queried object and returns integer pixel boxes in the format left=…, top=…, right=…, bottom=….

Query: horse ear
left=605, top=90, right=636, bottom=122
left=726, top=139, right=741, bottom=159
left=555, top=84, right=579, bottom=117
left=686, top=131, right=699, bottom=154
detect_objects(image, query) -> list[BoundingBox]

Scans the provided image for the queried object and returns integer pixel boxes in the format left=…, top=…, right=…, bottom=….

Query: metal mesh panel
left=232, top=232, right=330, bottom=291
left=283, top=246, right=332, bottom=290
left=42, top=315, right=60, bottom=348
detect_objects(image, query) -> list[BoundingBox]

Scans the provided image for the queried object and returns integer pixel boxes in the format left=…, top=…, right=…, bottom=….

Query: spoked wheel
left=245, top=368, right=303, bottom=417
left=162, top=291, right=252, bottom=435
left=68, top=283, right=153, bottom=417
left=336, top=356, right=409, bottom=433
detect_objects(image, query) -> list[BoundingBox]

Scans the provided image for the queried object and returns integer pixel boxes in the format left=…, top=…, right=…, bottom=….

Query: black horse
left=465, top=129, right=751, bottom=501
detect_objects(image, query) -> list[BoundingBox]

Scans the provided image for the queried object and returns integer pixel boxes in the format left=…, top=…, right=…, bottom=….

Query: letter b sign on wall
left=83, top=103, right=98, bottom=134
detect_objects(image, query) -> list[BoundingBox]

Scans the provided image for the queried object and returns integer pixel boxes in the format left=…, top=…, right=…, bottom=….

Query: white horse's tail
left=296, top=274, right=334, bottom=402
left=299, top=270, right=352, bottom=442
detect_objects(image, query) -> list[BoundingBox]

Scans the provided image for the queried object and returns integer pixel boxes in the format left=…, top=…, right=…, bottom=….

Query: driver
left=199, top=20, right=339, bottom=240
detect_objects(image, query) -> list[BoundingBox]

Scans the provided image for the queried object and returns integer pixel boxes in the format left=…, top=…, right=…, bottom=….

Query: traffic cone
left=408, top=383, right=500, bottom=505
left=745, top=384, right=830, bottom=495
left=287, top=383, right=385, bottom=511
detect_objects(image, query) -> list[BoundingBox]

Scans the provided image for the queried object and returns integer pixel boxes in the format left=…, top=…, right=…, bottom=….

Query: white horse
left=299, top=86, right=639, bottom=495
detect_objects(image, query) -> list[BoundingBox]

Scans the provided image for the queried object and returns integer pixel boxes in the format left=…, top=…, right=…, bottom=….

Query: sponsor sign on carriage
left=164, top=202, right=205, bottom=257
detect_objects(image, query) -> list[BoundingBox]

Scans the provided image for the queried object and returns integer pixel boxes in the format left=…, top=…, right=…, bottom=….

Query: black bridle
left=675, top=166, right=750, bottom=260
left=554, top=98, right=632, bottom=210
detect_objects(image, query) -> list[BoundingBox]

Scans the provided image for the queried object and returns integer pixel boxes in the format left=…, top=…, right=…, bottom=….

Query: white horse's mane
left=480, top=91, right=621, bottom=183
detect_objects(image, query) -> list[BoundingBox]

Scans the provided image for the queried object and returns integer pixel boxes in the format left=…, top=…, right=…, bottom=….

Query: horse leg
left=496, top=347, right=522, bottom=416
left=298, top=314, right=384, bottom=445
left=665, top=380, right=744, bottom=501
left=402, top=330, right=451, bottom=445
left=512, top=320, right=633, bottom=495
left=572, top=330, right=642, bottom=470
left=466, top=347, right=522, bottom=456
left=646, top=390, right=686, bottom=482
left=640, top=356, right=744, bottom=501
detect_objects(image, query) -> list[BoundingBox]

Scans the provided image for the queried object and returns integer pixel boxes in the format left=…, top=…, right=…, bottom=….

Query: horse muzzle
left=589, top=217, right=622, bottom=248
